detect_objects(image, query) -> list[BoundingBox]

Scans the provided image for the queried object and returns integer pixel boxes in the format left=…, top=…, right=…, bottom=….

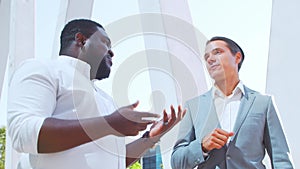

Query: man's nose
left=207, top=55, right=216, bottom=65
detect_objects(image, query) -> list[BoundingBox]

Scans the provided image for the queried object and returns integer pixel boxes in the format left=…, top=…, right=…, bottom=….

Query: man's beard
left=95, top=62, right=111, bottom=80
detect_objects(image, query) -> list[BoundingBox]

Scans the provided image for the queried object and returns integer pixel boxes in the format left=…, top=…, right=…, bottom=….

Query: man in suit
left=171, top=36, right=294, bottom=168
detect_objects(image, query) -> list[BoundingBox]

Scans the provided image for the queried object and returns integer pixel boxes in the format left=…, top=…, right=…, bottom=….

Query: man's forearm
left=38, top=116, right=114, bottom=153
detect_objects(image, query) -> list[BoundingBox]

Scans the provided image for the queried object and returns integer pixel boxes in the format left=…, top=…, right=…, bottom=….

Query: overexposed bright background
left=2, top=0, right=299, bottom=168
left=33, top=0, right=271, bottom=109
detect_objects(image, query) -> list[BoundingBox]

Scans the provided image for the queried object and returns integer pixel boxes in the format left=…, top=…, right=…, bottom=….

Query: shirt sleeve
left=7, top=60, right=57, bottom=154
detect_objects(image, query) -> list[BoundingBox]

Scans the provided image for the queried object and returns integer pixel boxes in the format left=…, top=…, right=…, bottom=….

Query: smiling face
left=204, top=40, right=241, bottom=83
left=78, top=27, right=114, bottom=80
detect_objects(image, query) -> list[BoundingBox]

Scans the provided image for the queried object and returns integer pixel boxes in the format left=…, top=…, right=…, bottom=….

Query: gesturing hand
left=149, top=105, right=186, bottom=139
left=201, top=128, right=234, bottom=152
left=104, top=101, right=160, bottom=136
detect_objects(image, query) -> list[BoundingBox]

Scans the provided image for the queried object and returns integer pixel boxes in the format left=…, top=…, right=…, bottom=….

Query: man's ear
left=235, top=52, right=242, bottom=64
left=75, top=32, right=86, bottom=47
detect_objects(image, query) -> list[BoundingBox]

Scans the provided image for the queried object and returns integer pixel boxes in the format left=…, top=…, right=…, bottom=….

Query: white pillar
left=1, top=0, right=35, bottom=168
left=266, top=0, right=299, bottom=167
left=137, top=1, right=208, bottom=168
left=0, top=0, right=10, bottom=98
left=51, top=0, right=94, bottom=58
left=0, top=0, right=11, bottom=169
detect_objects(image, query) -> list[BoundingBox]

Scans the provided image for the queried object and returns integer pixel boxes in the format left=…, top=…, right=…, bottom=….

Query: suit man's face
left=204, top=40, right=240, bottom=82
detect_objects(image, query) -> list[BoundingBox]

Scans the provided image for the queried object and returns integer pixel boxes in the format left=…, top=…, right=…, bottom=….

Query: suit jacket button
left=226, top=156, right=231, bottom=160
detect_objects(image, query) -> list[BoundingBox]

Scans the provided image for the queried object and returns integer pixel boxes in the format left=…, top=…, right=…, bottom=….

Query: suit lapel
left=199, top=91, right=221, bottom=137
left=231, top=87, right=256, bottom=141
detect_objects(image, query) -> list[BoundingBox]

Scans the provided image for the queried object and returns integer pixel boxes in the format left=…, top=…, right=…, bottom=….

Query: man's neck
left=215, top=78, right=240, bottom=96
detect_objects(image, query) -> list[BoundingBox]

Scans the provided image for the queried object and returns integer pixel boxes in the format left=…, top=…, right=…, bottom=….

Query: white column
left=266, top=0, right=299, bottom=167
left=0, top=0, right=10, bottom=98
left=138, top=1, right=208, bottom=168
left=0, top=1, right=11, bottom=168
left=3, top=0, right=95, bottom=168
left=1, top=0, right=35, bottom=168
left=51, top=0, right=94, bottom=58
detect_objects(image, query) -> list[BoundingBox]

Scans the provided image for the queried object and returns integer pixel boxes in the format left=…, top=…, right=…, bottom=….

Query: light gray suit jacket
left=171, top=86, right=294, bottom=169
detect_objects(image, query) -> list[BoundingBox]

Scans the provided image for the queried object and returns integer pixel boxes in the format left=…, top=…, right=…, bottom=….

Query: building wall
left=266, top=0, right=299, bottom=167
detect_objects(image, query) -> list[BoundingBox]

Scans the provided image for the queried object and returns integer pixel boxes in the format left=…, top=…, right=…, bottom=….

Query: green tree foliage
left=0, top=126, right=5, bottom=169
left=127, top=161, right=142, bottom=169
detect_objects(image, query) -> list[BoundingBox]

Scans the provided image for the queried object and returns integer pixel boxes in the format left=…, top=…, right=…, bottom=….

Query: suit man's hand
left=201, top=128, right=234, bottom=152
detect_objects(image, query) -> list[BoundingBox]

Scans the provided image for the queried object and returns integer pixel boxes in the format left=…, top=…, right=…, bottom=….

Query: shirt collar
left=212, top=81, right=245, bottom=99
left=58, top=55, right=91, bottom=79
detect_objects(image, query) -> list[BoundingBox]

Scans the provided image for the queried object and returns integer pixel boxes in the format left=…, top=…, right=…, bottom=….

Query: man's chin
left=96, top=74, right=109, bottom=80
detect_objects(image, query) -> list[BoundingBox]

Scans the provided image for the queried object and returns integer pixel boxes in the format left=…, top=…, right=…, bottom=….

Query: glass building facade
left=142, top=145, right=162, bottom=169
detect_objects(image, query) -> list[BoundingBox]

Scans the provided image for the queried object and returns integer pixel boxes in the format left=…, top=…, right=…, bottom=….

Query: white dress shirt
left=7, top=56, right=125, bottom=169
left=213, top=81, right=245, bottom=135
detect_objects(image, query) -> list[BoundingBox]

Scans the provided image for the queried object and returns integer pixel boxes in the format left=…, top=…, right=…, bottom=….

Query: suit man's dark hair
left=207, top=36, right=245, bottom=71
left=59, top=19, right=104, bottom=55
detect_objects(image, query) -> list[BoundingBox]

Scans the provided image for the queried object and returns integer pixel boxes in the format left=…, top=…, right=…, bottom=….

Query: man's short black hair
left=59, top=19, right=104, bottom=55
left=207, top=36, right=245, bottom=71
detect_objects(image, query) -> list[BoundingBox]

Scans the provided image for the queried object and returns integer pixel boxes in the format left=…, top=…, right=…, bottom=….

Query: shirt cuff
left=202, top=151, right=209, bottom=158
